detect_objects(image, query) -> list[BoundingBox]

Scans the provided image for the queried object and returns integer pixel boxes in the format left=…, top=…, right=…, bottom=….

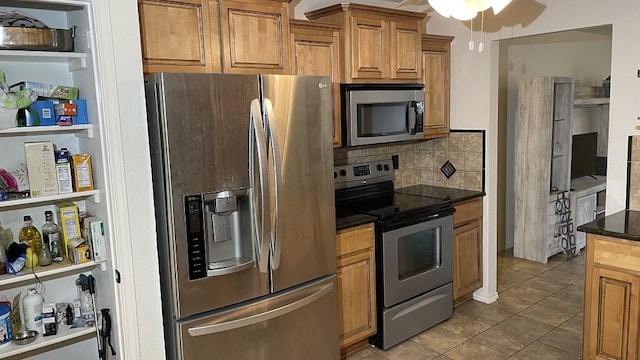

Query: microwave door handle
left=263, top=98, right=282, bottom=270
left=408, top=101, right=417, bottom=135
left=250, top=98, right=270, bottom=274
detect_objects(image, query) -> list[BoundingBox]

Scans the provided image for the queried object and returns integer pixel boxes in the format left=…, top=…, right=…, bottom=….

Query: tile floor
left=348, top=249, right=585, bottom=360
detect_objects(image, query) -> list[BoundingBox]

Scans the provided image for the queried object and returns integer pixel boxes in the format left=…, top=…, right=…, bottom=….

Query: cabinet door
left=422, top=50, right=450, bottom=138
left=290, top=27, right=341, bottom=147
left=389, top=20, right=421, bottom=80
left=349, top=16, right=387, bottom=80
left=585, top=266, right=640, bottom=359
left=139, top=0, right=218, bottom=73
left=337, top=248, right=376, bottom=348
left=219, top=1, right=290, bottom=74
left=453, top=219, right=483, bottom=302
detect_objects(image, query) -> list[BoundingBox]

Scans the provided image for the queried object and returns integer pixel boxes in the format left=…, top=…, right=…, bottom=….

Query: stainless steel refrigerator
left=145, top=73, right=338, bottom=360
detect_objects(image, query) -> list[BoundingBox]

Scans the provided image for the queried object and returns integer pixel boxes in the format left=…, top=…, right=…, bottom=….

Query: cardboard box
left=22, top=100, right=55, bottom=126
left=55, top=148, right=73, bottom=194
left=56, top=202, right=81, bottom=255
left=10, top=81, right=79, bottom=100
left=80, top=215, right=106, bottom=263
left=69, top=99, right=88, bottom=124
left=71, top=154, right=94, bottom=192
left=67, top=238, right=91, bottom=265
left=54, top=102, right=76, bottom=116
left=24, top=142, right=58, bottom=197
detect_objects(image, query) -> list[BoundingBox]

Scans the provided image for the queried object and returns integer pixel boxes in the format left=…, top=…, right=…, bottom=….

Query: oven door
left=379, top=214, right=453, bottom=308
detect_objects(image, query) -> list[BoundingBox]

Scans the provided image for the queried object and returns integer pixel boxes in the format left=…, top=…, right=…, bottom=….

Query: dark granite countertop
left=578, top=210, right=640, bottom=242
left=335, top=185, right=484, bottom=231
left=396, top=185, right=485, bottom=204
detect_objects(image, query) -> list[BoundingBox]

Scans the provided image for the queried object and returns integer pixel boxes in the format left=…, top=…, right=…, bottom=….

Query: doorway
left=497, top=25, right=612, bottom=259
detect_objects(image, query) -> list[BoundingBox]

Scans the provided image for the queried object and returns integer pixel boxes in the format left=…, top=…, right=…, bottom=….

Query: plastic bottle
left=42, top=211, right=63, bottom=262
left=22, top=289, right=44, bottom=331
left=24, top=248, right=38, bottom=268
left=18, top=216, right=42, bottom=260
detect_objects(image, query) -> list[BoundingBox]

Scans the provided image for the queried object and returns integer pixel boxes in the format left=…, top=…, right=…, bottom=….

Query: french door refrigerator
left=145, top=73, right=338, bottom=360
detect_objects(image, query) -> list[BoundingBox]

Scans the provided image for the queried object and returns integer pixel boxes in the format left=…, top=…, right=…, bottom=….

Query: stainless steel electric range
left=334, top=160, right=454, bottom=350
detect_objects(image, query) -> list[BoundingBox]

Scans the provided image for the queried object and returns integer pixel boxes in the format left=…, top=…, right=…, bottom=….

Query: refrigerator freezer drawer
left=177, top=275, right=339, bottom=360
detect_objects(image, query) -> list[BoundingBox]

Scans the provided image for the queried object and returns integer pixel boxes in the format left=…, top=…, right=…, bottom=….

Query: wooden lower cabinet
left=584, top=234, right=640, bottom=359
left=453, top=197, right=483, bottom=304
left=336, top=223, right=376, bottom=357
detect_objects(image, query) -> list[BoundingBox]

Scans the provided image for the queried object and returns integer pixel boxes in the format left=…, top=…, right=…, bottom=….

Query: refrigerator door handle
left=187, top=282, right=334, bottom=336
left=250, top=98, right=270, bottom=274
left=263, top=98, right=282, bottom=270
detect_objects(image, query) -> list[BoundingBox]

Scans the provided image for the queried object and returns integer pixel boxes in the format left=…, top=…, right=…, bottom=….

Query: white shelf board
left=0, top=262, right=98, bottom=289
left=0, top=190, right=100, bottom=209
left=0, top=50, right=86, bottom=64
left=0, top=325, right=94, bottom=359
left=574, top=97, right=610, bottom=107
left=0, top=124, right=93, bottom=138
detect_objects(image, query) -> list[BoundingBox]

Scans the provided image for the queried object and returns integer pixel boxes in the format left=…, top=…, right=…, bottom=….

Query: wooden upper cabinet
left=289, top=20, right=342, bottom=147
left=350, top=16, right=386, bottom=80
left=306, top=3, right=427, bottom=83
left=138, top=0, right=220, bottom=73
left=422, top=34, right=453, bottom=139
left=389, top=20, right=421, bottom=80
left=219, top=0, right=290, bottom=74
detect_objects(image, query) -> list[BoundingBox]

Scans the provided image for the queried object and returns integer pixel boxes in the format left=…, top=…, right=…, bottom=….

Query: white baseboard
left=472, top=289, right=499, bottom=304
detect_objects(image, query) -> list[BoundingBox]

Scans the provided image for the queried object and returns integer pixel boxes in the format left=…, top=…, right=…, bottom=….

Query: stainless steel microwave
left=341, top=83, right=425, bottom=146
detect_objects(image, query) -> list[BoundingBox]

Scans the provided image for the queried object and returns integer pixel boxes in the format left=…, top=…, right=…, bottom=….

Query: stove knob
left=384, top=164, right=390, bottom=171
left=339, top=169, right=347, bottom=177
left=334, top=171, right=337, bottom=179
left=376, top=164, right=383, bottom=171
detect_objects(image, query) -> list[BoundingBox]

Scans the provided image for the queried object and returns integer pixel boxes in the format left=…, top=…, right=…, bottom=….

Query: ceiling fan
left=391, top=0, right=513, bottom=20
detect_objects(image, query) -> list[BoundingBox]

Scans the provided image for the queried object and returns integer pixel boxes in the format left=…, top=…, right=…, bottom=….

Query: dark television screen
left=571, top=132, right=598, bottom=179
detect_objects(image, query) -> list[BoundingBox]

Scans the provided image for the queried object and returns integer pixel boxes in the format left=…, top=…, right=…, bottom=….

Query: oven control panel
left=334, top=160, right=394, bottom=189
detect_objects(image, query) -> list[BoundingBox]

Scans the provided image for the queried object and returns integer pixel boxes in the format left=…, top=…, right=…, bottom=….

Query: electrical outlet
left=391, top=155, right=399, bottom=169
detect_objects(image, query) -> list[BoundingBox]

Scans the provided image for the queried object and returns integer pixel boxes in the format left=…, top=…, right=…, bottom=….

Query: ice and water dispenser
left=184, top=189, right=255, bottom=280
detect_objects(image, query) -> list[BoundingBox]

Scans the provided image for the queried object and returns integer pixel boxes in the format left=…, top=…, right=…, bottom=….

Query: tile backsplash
left=334, top=131, right=485, bottom=191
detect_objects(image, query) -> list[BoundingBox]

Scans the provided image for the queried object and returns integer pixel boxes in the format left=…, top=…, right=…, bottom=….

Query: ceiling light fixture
left=428, top=0, right=512, bottom=20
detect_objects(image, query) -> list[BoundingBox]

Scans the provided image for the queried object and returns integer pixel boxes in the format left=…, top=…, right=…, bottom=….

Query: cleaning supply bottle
left=22, top=289, right=44, bottom=331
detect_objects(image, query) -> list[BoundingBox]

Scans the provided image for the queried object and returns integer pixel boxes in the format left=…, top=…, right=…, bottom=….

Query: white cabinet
left=0, top=1, right=147, bottom=359
left=514, top=77, right=574, bottom=263
left=570, top=175, right=606, bottom=251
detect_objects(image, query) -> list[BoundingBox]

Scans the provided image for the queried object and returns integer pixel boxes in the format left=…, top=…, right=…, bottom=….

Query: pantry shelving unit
left=0, top=261, right=98, bottom=290
left=0, top=1, right=126, bottom=359
left=0, top=326, right=95, bottom=359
